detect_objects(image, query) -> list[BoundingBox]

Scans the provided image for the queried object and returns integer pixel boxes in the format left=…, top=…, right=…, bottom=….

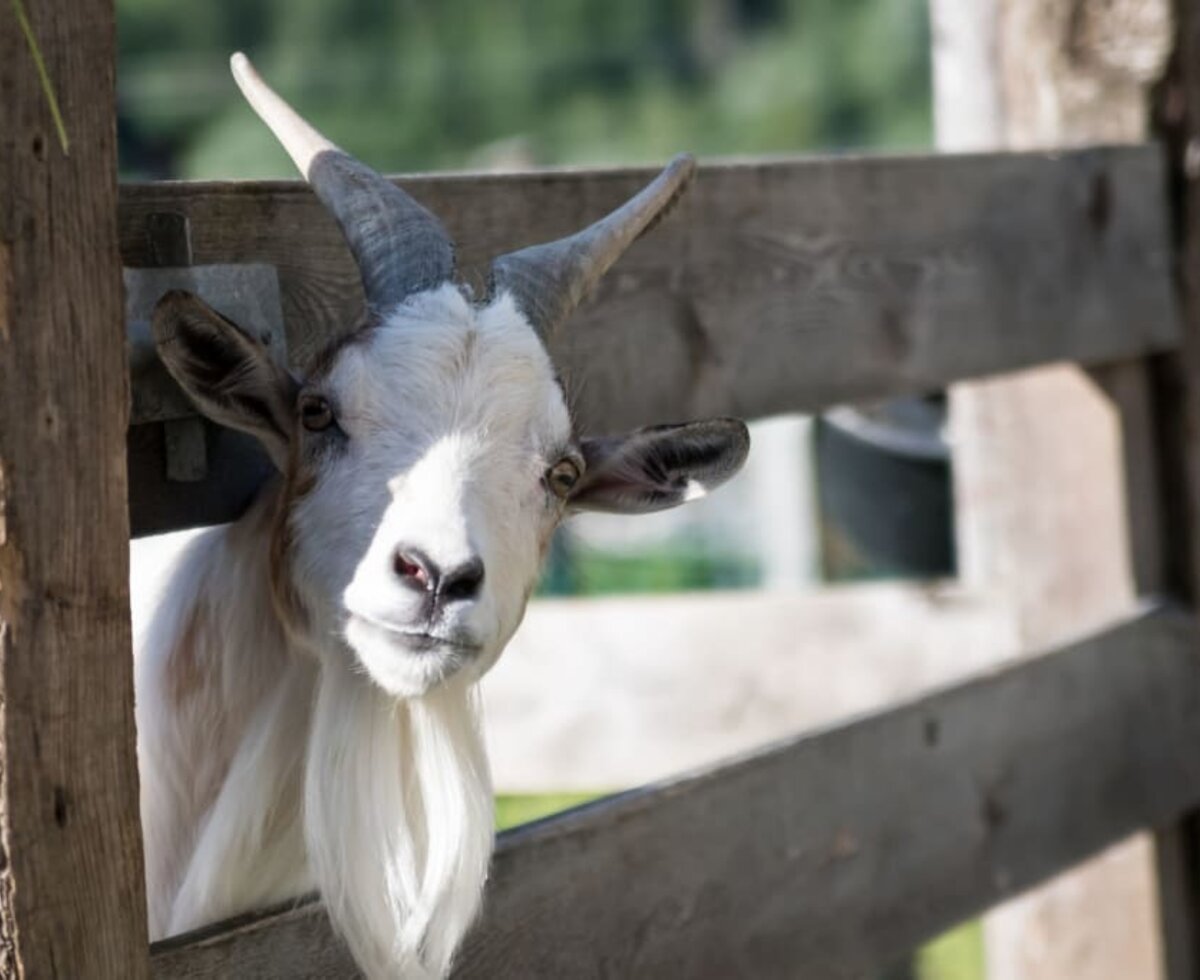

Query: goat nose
left=392, top=547, right=437, bottom=593
left=391, top=547, right=485, bottom=603
left=440, top=556, right=485, bottom=603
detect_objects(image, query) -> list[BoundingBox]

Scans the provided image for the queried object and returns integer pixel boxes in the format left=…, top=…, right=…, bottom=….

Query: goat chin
left=305, top=664, right=494, bottom=979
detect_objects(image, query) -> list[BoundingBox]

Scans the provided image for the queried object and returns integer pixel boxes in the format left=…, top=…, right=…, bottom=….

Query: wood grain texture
left=120, top=147, right=1180, bottom=534
left=126, top=264, right=286, bottom=426
left=0, top=0, right=150, bottom=975
left=118, top=148, right=1180, bottom=421
left=150, top=606, right=1200, bottom=980
left=933, top=3, right=1176, bottom=978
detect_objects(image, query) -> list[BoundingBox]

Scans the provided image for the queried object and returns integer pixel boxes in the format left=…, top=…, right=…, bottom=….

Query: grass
left=493, top=794, right=986, bottom=980
left=538, top=544, right=760, bottom=597
left=917, top=921, right=985, bottom=980
left=495, top=792, right=600, bottom=830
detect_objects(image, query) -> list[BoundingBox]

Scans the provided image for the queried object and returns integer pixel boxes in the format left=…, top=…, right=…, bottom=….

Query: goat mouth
left=347, top=612, right=481, bottom=656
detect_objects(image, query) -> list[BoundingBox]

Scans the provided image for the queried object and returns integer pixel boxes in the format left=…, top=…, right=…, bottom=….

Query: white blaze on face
left=287, top=286, right=572, bottom=697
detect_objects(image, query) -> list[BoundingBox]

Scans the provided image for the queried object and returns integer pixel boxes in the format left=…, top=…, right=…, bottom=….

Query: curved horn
left=491, top=153, right=695, bottom=338
left=230, top=53, right=454, bottom=311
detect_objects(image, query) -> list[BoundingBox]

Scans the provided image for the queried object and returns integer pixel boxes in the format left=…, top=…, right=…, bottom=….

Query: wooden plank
left=120, top=147, right=1180, bottom=534
left=0, top=0, right=150, bottom=975
left=150, top=606, right=1200, bottom=980
left=120, top=148, right=1179, bottom=422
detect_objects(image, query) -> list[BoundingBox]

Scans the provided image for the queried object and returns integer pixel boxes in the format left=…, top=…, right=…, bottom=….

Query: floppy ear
left=570, top=418, right=750, bottom=514
left=152, top=290, right=298, bottom=469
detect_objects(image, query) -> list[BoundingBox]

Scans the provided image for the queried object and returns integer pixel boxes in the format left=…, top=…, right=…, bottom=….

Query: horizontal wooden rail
left=123, top=145, right=1179, bottom=535
left=150, top=603, right=1200, bottom=979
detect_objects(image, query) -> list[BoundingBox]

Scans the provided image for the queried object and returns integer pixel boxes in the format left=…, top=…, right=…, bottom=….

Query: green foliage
left=540, top=544, right=760, bottom=596
left=117, top=0, right=932, bottom=179
left=116, top=0, right=930, bottom=600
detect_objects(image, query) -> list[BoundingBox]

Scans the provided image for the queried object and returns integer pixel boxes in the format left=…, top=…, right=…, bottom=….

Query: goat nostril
left=392, top=548, right=481, bottom=602
left=440, top=558, right=485, bottom=603
left=392, top=548, right=433, bottom=591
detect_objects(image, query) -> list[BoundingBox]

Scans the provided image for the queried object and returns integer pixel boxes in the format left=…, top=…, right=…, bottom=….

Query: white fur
left=136, top=287, right=569, bottom=977
left=135, top=282, right=739, bottom=977
left=135, top=506, right=314, bottom=939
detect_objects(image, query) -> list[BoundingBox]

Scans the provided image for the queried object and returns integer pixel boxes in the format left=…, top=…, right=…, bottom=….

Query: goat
left=134, top=53, right=749, bottom=979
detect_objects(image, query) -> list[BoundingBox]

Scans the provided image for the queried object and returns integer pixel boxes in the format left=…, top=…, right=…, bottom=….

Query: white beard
left=304, top=664, right=494, bottom=979
left=134, top=509, right=496, bottom=979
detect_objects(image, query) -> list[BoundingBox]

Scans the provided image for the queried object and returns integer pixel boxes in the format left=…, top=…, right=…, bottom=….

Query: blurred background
left=119, top=0, right=949, bottom=597
left=118, top=0, right=932, bottom=179
left=123, top=2, right=984, bottom=976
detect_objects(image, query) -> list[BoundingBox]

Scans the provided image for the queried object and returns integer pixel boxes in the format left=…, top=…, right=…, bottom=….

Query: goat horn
left=490, top=153, right=695, bottom=338
left=230, top=53, right=455, bottom=312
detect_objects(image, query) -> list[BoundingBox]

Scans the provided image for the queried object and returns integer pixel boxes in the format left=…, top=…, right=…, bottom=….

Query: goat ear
left=152, top=290, right=297, bottom=469
left=570, top=418, right=750, bottom=514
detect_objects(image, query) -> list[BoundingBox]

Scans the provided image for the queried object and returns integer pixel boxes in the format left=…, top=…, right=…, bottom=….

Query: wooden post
left=930, top=1, right=1174, bottom=978
left=1149, top=5, right=1200, bottom=976
left=0, top=1, right=149, bottom=976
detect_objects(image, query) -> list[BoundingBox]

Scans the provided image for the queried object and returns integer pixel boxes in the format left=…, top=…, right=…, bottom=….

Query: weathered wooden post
left=1148, top=4, right=1200, bottom=976
left=0, top=1, right=149, bottom=975
left=930, top=0, right=1176, bottom=978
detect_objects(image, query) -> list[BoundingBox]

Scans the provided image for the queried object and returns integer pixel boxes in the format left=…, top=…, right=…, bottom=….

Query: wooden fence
left=5, top=1, right=1200, bottom=978
left=132, top=147, right=1197, bottom=976
left=151, top=606, right=1200, bottom=978
left=122, top=147, right=1175, bottom=534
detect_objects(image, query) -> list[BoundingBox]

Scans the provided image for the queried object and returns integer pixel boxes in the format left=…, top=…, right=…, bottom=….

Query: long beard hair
left=304, top=663, right=494, bottom=978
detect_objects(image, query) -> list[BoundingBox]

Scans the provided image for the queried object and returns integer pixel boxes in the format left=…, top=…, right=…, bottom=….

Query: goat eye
left=299, top=395, right=334, bottom=432
left=546, top=458, right=581, bottom=498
